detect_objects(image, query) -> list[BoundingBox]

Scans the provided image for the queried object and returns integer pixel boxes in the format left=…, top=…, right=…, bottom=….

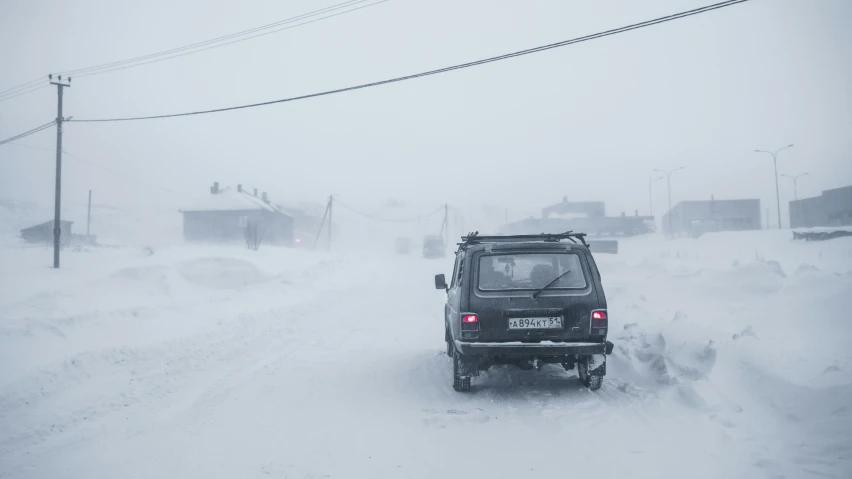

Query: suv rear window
left=478, top=253, right=586, bottom=291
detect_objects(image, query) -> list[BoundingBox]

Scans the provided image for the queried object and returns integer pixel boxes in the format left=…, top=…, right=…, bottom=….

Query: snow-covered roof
left=181, top=188, right=291, bottom=217
left=275, top=201, right=326, bottom=217
left=21, top=219, right=74, bottom=230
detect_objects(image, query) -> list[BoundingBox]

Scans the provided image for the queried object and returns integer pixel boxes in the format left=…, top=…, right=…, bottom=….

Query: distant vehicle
left=292, top=231, right=312, bottom=248
left=395, top=237, right=411, bottom=254
left=422, top=235, right=445, bottom=258
left=587, top=239, right=618, bottom=254
left=434, top=232, right=613, bottom=392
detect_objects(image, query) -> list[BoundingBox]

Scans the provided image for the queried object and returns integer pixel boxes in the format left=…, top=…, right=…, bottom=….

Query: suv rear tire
left=581, top=374, right=603, bottom=390
left=578, top=359, right=604, bottom=391
left=452, top=351, right=471, bottom=392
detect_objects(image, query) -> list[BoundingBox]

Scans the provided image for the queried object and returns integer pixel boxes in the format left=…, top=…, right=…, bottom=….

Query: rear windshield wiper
left=532, top=270, right=571, bottom=299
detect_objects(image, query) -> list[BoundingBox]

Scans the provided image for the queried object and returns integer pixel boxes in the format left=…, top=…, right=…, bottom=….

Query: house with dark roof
left=20, top=220, right=73, bottom=244
left=179, top=183, right=294, bottom=245
left=19, top=219, right=97, bottom=245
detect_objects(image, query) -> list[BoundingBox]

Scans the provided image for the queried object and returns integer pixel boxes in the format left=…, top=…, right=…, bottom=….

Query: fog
left=2, top=2, right=852, bottom=478
left=2, top=0, right=851, bottom=244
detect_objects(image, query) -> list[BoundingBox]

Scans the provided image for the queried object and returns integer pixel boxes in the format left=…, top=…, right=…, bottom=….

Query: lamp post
left=654, top=167, right=684, bottom=237
left=780, top=172, right=808, bottom=200
left=648, top=176, right=664, bottom=216
left=754, top=144, right=794, bottom=228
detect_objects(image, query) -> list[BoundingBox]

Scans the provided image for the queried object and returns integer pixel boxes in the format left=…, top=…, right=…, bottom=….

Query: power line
left=70, top=0, right=385, bottom=78
left=66, top=0, right=752, bottom=123
left=0, top=0, right=386, bottom=99
left=0, top=121, right=55, bottom=146
left=0, top=84, right=50, bottom=104
left=0, top=76, right=44, bottom=97
left=0, top=142, right=54, bottom=152
left=74, top=1, right=387, bottom=79
left=334, top=199, right=444, bottom=223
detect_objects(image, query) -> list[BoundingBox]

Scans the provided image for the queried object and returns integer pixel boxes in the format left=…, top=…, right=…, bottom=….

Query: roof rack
left=459, top=231, right=588, bottom=248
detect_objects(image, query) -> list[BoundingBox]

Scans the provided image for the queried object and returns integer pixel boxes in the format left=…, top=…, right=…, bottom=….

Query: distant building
left=20, top=220, right=73, bottom=244
left=661, top=198, right=761, bottom=237
left=503, top=198, right=654, bottom=237
left=19, top=220, right=96, bottom=245
left=789, top=185, right=852, bottom=229
left=180, top=183, right=294, bottom=245
left=542, top=198, right=606, bottom=218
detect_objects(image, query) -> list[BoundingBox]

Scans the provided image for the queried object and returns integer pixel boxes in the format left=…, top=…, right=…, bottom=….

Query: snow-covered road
left=1, top=232, right=851, bottom=478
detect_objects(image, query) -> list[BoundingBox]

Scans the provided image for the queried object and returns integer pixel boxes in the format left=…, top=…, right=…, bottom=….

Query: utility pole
left=755, top=145, right=794, bottom=229
left=50, top=74, right=71, bottom=268
left=648, top=176, right=663, bottom=216
left=441, top=203, right=448, bottom=245
left=312, top=196, right=331, bottom=250
left=327, top=195, right=333, bottom=250
left=654, top=167, right=684, bottom=237
left=780, top=172, right=808, bottom=201
left=86, top=190, right=92, bottom=236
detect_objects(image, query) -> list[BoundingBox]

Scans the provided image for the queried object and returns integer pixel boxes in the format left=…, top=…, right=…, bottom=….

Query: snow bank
left=0, top=242, right=340, bottom=386
left=599, top=230, right=852, bottom=476
left=793, top=226, right=852, bottom=234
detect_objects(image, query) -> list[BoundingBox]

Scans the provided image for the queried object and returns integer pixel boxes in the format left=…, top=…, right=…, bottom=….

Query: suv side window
left=450, top=252, right=464, bottom=288
left=455, top=253, right=465, bottom=287
left=450, top=253, right=461, bottom=288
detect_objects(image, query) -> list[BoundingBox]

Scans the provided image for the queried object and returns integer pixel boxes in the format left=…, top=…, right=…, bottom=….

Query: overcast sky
left=1, top=0, right=850, bottom=231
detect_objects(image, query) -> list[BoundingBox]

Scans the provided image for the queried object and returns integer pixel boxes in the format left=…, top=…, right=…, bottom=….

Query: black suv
left=435, top=232, right=613, bottom=392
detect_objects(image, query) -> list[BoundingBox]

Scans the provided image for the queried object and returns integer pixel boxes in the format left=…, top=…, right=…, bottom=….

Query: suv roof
left=456, top=231, right=589, bottom=253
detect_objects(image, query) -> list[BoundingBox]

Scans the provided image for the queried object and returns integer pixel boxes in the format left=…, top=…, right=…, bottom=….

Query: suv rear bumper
left=454, top=340, right=605, bottom=357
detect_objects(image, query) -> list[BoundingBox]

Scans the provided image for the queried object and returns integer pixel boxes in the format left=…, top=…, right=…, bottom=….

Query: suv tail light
left=591, top=309, right=608, bottom=336
left=461, top=313, right=479, bottom=339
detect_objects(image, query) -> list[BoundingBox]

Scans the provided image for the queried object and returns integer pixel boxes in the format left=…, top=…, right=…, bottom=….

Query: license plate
left=508, top=317, right=563, bottom=330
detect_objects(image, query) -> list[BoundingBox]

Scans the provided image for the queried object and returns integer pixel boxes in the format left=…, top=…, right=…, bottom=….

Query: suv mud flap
left=587, top=354, right=606, bottom=375
left=458, top=356, right=480, bottom=377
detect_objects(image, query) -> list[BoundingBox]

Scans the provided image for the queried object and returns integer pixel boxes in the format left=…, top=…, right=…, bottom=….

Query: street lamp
left=780, top=172, right=808, bottom=200
left=754, top=144, right=794, bottom=229
left=648, top=176, right=664, bottom=216
left=654, top=167, right=684, bottom=237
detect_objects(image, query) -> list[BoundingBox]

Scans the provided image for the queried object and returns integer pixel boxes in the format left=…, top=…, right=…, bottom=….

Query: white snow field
left=1, top=231, right=851, bottom=478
